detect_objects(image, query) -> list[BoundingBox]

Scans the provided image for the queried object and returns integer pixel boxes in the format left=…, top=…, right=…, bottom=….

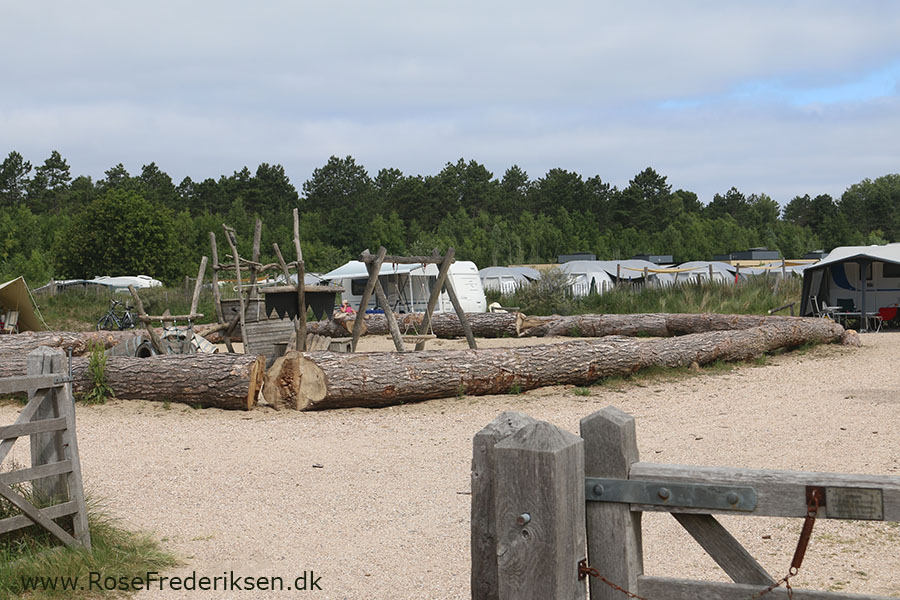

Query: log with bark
left=262, top=317, right=849, bottom=410
left=519, top=313, right=825, bottom=338
left=303, top=312, right=522, bottom=339
left=197, top=312, right=523, bottom=342
left=0, top=330, right=143, bottom=357
left=0, top=353, right=264, bottom=410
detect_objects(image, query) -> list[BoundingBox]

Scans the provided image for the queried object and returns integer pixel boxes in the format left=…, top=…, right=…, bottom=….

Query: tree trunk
left=1, top=353, right=264, bottom=410
left=0, top=330, right=143, bottom=357
left=263, top=318, right=847, bottom=410
left=519, top=313, right=823, bottom=338
left=317, top=312, right=522, bottom=339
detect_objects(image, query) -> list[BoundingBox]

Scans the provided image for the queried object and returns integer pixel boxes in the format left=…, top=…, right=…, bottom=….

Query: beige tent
left=0, top=277, right=42, bottom=332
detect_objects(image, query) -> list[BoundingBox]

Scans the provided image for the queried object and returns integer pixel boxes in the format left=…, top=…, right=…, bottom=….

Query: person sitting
left=338, top=300, right=355, bottom=315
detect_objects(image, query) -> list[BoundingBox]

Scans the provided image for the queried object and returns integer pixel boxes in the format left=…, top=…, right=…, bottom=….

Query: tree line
left=0, top=150, right=896, bottom=286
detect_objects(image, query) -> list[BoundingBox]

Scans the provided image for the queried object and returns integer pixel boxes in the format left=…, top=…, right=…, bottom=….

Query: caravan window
left=883, top=262, right=900, bottom=279
left=351, top=278, right=367, bottom=296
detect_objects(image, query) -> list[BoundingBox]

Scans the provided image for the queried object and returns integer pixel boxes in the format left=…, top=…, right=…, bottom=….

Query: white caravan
left=323, top=260, right=487, bottom=314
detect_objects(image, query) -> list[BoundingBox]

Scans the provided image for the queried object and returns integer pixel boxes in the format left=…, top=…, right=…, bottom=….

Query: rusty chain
left=578, top=560, right=649, bottom=600
left=578, top=487, right=823, bottom=600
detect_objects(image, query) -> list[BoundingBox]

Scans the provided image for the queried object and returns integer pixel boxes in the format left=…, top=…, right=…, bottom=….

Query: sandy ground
left=3, top=333, right=900, bottom=599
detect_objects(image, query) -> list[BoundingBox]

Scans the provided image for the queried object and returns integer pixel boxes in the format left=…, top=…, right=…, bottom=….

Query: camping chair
left=1, top=310, right=18, bottom=334
left=810, top=296, right=836, bottom=319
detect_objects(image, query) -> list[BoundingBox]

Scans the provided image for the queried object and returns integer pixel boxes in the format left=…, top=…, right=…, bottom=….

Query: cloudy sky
left=3, top=1, right=899, bottom=205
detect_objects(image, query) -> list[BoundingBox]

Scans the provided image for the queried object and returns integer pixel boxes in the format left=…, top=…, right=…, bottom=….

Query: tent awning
left=0, top=277, right=42, bottom=332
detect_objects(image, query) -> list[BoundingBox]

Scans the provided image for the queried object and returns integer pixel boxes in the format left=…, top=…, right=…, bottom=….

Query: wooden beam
left=628, top=463, right=900, bottom=520
left=371, top=274, right=405, bottom=352
left=293, top=208, right=307, bottom=351
left=272, top=242, right=292, bottom=282
left=351, top=247, right=386, bottom=352
left=638, top=576, right=897, bottom=600
left=190, top=255, right=208, bottom=317
left=493, top=421, right=586, bottom=600
left=580, top=407, right=643, bottom=600
left=470, top=412, right=537, bottom=600
left=128, top=285, right=165, bottom=354
left=359, top=252, right=454, bottom=265
left=442, top=277, right=476, bottom=349
left=209, top=232, right=225, bottom=324
left=0, top=482, right=77, bottom=546
left=223, top=225, right=247, bottom=352
left=672, top=513, right=774, bottom=586
left=248, top=218, right=262, bottom=299
left=416, top=248, right=454, bottom=351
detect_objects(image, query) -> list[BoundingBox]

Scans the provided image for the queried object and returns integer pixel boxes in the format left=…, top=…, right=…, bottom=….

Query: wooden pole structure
left=272, top=243, right=292, bottom=282
left=127, top=285, right=165, bottom=354
left=370, top=267, right=405, bottom=352
left=580, top=407, right=643, bottom=600
left=248, top=218, right=262, bottom=300
left=223, top=225, right=247, bottom=351
left=471, top=412, right=538, bottom=600
left=443, top=277, right=477, bottom=349
left=709, top=263, right=714, bottom=282
left=209, top=232, right=224, bottom=324
left=190, top=256, right=208, bottom=318
left=416, top=248, right=454, bottom=351
left=493, top=421, right=586, bottom=600
left=351, top=247, right=386, bottom=352
left=293, top=209, right=307, bottom=351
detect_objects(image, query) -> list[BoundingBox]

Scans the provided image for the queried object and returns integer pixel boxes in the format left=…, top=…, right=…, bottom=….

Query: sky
left=2, top=1, right=900, bottom=206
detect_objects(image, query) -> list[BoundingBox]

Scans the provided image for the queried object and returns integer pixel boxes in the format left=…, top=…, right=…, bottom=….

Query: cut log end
left=247, top=354, right=266, bottom=410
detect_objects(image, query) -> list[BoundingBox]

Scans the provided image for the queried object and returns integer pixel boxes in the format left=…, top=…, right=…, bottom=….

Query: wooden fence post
left=28, top=347, right=67, bottom=502
left=580, top=406, right=643, bottom=600
left=471, top=412, right=537, bottom=600
left=493, top=420, right=586, bottom=600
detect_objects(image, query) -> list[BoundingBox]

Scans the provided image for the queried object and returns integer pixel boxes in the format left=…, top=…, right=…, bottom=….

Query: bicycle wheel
left=97, top=314, right=118, bottom=331
left=121, top=313, right=137, bottom=329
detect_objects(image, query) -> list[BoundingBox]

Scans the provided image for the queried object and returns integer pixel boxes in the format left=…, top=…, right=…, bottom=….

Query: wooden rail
left=471, top=406, right=900, bottom=600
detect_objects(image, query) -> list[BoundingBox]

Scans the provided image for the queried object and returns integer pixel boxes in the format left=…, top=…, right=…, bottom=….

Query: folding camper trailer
left=801, top=244, right=900, bottom=329
left=323, top=260, right=487, bottom=314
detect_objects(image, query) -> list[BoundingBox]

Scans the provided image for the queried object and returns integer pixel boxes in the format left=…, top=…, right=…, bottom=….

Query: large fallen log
left=519, top=313, right=817, bottom=337
left=198, top=312, right=523, bottom=342
left=0, top=353, right=264, bottom=410
left=0, top=330, right=142, bottom=357
left=263, top=317, right=849, bottom=410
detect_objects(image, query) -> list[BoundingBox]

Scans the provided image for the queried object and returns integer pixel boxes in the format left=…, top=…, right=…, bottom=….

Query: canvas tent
left=578, top=260, right=676, bottom=286
left=800, top=243, right=900, bottom=324
left=479, top=266, right=540, bottom=295
left=559, top=261, right=615, bottom=297
left=0, top=277, right=42, bottom=332
left=671, top=261, right=739, bottom=283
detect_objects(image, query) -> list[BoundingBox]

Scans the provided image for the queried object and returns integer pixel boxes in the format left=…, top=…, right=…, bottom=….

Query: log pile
left=263, top=317, right=847, bottom=410
left=1, top=313, right=855, bottom=412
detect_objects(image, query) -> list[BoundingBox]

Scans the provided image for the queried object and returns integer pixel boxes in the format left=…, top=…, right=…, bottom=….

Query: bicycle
left=97, top=299, right=138, bottom=331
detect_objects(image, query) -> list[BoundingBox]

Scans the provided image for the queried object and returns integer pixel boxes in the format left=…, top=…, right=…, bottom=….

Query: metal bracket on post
left=586, top=477, right=758, bottom=512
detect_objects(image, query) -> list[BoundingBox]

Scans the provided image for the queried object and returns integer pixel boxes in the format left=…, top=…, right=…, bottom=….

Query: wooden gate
left=471, top=406, right=899, bottom=600
left=0, top=347, right=90, bottom=549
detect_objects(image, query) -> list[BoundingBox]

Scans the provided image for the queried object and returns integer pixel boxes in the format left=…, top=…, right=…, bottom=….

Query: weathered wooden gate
left=471, top=406, right=899, bottom=600
left=0, top=347, right=90, bottom=549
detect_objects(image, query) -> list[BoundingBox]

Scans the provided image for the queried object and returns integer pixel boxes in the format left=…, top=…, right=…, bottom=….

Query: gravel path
left=2, top=333, right=899, bottom=599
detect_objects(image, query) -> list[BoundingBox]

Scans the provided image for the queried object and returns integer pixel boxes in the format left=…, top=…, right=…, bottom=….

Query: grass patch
left=0, top=496, right=177, bottom=599
left=498, top=274, right=802, bottom=317
left=572, top=387, right=591, bottom=396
